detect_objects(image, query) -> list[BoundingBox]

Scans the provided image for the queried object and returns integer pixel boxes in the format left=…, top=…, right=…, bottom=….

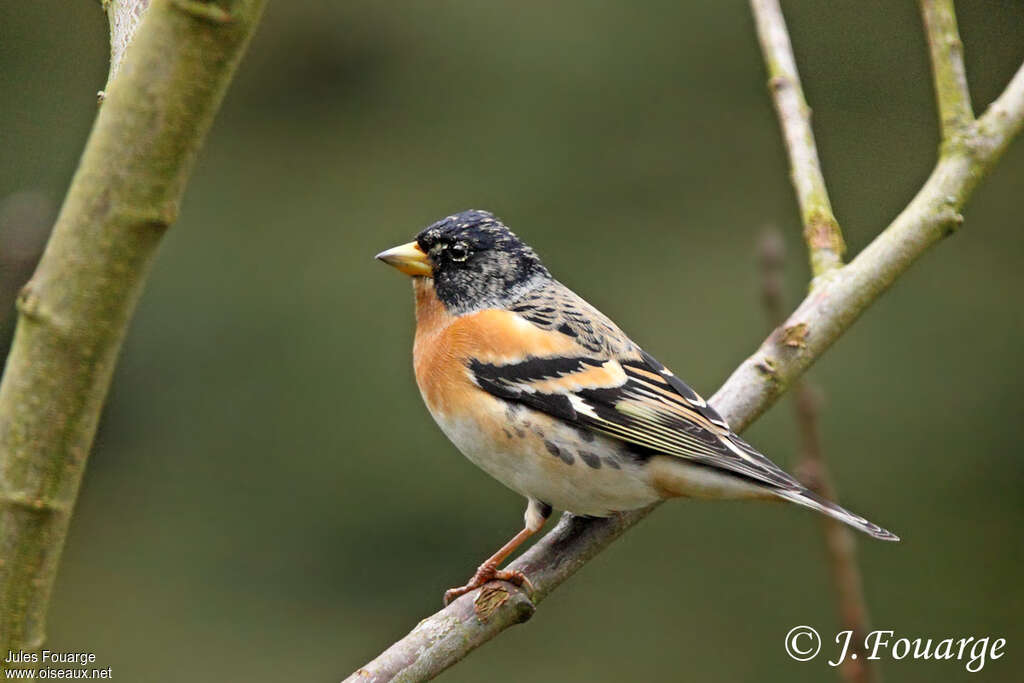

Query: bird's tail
left=775, top=488, right=900, bottom=541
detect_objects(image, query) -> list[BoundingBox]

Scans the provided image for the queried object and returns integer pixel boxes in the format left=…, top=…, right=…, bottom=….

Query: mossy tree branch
left=345, top=6, right=1024, bottom=682
left=750, top=0, right=845, bottom=278
left=0, top=0, right=265, bottom=659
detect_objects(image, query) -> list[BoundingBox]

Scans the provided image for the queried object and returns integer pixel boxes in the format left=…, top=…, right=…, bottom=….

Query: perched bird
left=377, top=210, right=898, bottom=604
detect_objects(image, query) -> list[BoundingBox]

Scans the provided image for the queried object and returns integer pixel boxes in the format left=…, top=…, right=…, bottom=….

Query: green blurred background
left=2, top=1, right=1022, bottom=681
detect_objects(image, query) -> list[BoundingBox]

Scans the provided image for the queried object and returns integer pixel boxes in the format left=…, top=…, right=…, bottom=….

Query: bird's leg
left=443, top=499, right=551, bottom=605
left=442, top=527, right=535, bottom=606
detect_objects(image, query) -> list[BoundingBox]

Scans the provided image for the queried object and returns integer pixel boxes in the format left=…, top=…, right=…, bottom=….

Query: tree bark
left=0, top=0, right=265, bottom=659
left=751, top=0, right=845, bottom=278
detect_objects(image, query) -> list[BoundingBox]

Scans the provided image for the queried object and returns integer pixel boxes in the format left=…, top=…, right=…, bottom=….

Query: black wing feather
left=469, top=350, right=802, bottom=490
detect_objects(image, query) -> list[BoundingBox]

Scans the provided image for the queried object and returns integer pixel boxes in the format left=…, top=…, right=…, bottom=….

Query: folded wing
left=467, top=309, right=802, bottom=491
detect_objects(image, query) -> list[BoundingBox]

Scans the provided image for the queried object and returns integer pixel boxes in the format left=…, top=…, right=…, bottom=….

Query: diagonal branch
left=344, top=4, right=1024, bottom=677
left=977, top=60, right=1024, bottom=152
left=345, top=62, right=1024, bottom=676
left=0, top=0, right=266, bottom=660
left=750, top=0, right=844, bottom=278
left=919, top=0, right=974, bottom=144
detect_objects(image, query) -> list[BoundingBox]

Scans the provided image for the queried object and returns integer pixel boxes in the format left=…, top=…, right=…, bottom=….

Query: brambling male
left=377, top=210, right=898, bottom=604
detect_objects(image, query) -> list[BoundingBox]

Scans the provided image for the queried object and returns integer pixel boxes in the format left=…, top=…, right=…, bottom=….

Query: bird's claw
left=443, top=565, right=533, bottom=606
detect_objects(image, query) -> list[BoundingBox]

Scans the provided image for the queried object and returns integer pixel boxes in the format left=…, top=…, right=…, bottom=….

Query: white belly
left=429, top=397, right=662, bottom=517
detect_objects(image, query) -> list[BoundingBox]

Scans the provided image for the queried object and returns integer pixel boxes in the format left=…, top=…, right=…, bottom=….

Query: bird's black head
left=377, top=210, right=550, bottom=314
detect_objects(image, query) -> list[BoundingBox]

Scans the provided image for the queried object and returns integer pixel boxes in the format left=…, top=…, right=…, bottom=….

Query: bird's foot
left=443, top=563, right=533, bottom=606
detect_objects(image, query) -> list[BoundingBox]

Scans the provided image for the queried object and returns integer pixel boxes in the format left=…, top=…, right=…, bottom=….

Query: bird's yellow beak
left=375, top=241, right=432, bottom=277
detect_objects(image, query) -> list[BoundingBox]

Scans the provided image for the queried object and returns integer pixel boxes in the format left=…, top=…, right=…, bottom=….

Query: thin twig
left=750, top=0, right=844, bottom=278
left=919, top=0, right=974, bottom=145
left=345, top=11, right=1024, bottom=681
left=759, top=229, right=877, bottom=683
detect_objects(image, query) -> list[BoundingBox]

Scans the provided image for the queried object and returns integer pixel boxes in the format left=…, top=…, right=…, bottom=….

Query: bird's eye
left=449, top=242, right=469, bottom=262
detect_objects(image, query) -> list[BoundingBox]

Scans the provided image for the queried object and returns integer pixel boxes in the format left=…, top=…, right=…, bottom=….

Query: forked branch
left=344, top=4, right=1024, bottom=681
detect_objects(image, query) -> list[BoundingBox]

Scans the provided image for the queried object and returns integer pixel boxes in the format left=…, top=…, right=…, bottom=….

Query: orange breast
left=411, top=278, right=579, bottom=416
